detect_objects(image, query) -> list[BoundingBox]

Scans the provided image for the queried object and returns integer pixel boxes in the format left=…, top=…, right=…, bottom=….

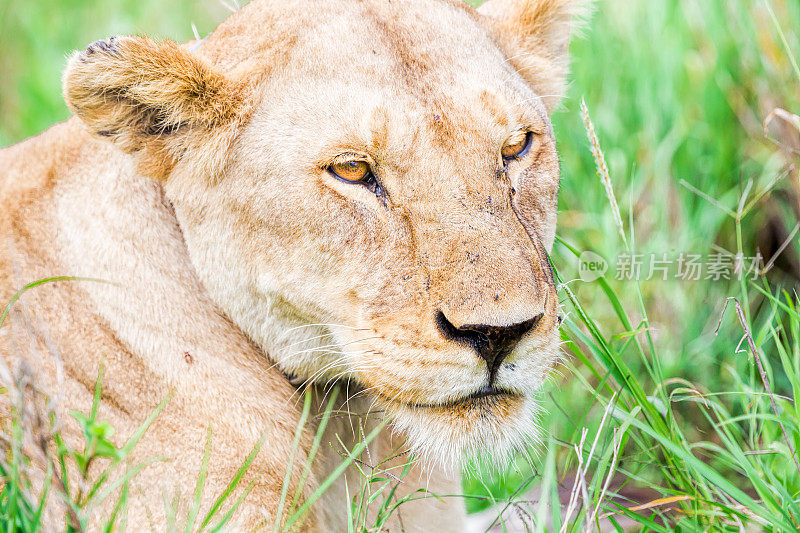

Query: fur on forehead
left=62, top=0, right=586, bottom=180
left=199, top=0, right=587, bottom=111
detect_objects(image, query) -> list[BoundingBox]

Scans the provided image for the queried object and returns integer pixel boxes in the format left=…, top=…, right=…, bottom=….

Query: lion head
left=63, top=0, right=583, bottom=468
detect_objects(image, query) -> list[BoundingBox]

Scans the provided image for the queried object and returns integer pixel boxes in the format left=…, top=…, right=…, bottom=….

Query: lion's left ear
left=63, top=36, right=248, bottom=179
left=478, top=0, right=590, bottom=112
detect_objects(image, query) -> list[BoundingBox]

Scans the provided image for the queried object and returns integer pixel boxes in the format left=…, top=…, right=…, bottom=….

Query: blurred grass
left=552, top=0, right=799, bottom=448
left=2, top=0, right=800, bottom=530
left=463, top=0, right=800, bottom=527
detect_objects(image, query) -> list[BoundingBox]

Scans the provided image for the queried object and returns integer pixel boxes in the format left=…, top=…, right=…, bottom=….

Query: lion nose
left=435, top=311, right=542, bottom=379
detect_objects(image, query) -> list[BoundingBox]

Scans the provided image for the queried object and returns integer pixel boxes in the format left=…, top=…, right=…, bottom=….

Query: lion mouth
left=466, top=385, right=511, bottom=400
left=391, top=386, right=520, bottom=410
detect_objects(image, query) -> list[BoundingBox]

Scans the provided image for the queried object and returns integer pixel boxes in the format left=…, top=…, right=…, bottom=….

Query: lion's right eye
left=329, top=160, right=371, bottom=183
left=502, top=131, right=533, bottom=161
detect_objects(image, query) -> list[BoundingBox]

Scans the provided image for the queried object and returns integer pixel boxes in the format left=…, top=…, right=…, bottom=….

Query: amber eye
left=502, top=131, right=533, bottom=161
left=329, top=160, right=371, bottom=183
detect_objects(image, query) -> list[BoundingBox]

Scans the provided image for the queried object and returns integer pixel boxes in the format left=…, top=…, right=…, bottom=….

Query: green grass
left=459, top=0, right=800, bottom=529
left=2, top=0, right=800, bottom=531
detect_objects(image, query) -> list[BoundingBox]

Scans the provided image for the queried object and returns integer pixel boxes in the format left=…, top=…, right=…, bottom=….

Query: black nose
left=435, top=311, right=543, bottom=380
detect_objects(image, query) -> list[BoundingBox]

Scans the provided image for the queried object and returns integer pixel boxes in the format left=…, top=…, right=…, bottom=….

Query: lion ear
left=63, top=36, right=247, bottom=179
left=479, top=0, right=589, bottom=112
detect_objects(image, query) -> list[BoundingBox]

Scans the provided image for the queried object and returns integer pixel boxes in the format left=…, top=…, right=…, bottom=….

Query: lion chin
left=378, top=390, right=541, bottom=472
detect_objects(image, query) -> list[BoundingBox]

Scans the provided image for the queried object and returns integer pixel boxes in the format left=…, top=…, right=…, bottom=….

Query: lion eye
left=329, top=160, right=371, bottom=183
left=501, top=131, right=533, bottom=161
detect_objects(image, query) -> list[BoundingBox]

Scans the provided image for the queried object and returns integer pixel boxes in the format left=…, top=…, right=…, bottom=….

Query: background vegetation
left=1, top=0, right=799, bottom=530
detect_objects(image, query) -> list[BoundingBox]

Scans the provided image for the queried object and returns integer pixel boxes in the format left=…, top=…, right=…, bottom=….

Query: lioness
left=0, top=0, right=582, bottom=529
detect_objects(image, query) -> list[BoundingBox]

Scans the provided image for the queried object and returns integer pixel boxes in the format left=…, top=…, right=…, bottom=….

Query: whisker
left=279, top=322, right=369, bottom=338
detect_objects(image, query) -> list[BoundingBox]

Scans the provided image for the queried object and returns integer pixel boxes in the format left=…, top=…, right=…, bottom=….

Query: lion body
left=0, top=120, right=461, bottom=530
left=0, top=0, right=582, bottom=529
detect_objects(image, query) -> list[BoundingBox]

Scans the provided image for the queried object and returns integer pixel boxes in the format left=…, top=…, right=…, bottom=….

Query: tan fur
left=480, top=0, right=590, bottom=111
left=0, top=0, right=581, bottom=530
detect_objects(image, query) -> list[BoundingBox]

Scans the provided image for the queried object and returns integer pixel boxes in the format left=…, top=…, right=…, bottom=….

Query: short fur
left=0, top=0, right=581, bottom=529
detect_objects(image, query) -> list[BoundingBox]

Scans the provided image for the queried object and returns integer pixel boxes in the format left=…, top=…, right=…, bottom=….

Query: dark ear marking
left=81, top=37, right=120, bottom=60
left=143, top=120, right=186, bottom=136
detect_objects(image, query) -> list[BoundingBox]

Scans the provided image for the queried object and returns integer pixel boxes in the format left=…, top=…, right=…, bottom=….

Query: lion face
left=63, top=0, right=582, bottom=467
